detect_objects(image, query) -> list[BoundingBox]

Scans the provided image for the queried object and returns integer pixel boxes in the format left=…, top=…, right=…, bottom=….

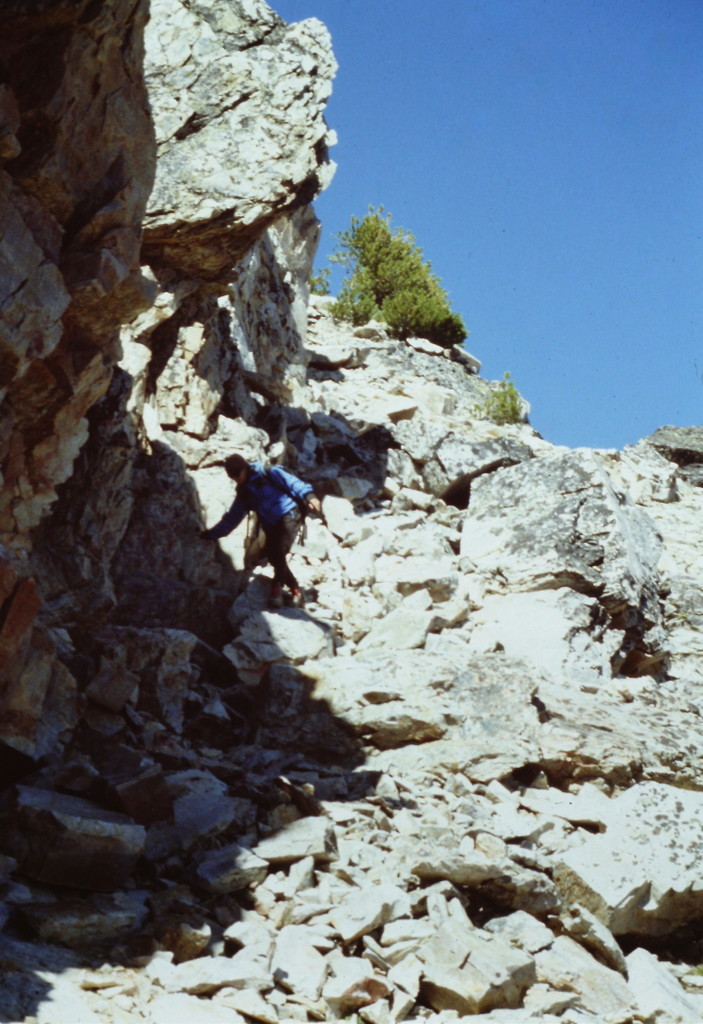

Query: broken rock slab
left=323, top=950, right=390, bottom=1017
left=554, top=781, right=703, bottom=936
left=460, top=448, right=662, bottom=617
left=147, top=991, right=247, bottom=1024
left=193, top=842, right=269, bottom=894
left=0, top=786, right=145, bottom=890
left=271, top=924, right=328, bottom=1000
left=165, top=949, right=272, bottom=995
left=253, top=815, right=338, bottom=865
left=301, top=648, right=459, bottom=749
left=17, top=891, right=148, bottom=950
left=224, top=607, right=333, bottom=677
left=626, top=947, right=703, bottom=1024
left=328, top=882, right=411, bottom=943
left=147, top=769, right=255, bottom=861
left=535, top=935, right=639, bottom=1022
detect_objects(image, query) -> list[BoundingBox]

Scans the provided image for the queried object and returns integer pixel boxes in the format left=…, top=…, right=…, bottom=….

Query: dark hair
left=224, top=454, right=249, bottom=479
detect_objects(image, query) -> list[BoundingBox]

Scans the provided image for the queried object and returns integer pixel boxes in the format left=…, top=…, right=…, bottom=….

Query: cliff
left=2, top=3, right=703, bottom=1023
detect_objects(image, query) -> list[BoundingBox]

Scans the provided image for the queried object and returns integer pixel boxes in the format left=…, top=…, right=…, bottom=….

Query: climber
left=201, top=453, right=321, bottom=607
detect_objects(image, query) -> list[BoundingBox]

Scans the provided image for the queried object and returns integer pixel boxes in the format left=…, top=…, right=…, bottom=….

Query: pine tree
left=327, top=208, right=467, bottom=349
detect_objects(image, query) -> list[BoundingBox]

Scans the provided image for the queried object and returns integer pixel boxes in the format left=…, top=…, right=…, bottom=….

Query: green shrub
left=327, top=208, right=467, bottom=349
left=475, top=372, right=524, bottom=425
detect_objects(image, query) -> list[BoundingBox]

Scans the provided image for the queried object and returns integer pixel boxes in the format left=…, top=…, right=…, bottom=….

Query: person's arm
left=306, top=493, right=322, bottom=515
left=201, top=495, right=248, bottom=540
left=268, top=465, right=317, bottom=508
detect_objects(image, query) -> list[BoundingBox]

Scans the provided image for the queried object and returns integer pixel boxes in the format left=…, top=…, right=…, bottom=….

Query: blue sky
left=273, top=0, right=703, bottom=449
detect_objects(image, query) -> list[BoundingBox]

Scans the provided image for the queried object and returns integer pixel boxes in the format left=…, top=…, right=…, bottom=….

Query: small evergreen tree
left=327, top=208, right=467, bottom=349
left=474, top=372, right=524, bottom=425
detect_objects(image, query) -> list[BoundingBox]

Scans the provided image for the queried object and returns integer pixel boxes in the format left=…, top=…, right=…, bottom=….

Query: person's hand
left=307, top=495, right=322, bottom=515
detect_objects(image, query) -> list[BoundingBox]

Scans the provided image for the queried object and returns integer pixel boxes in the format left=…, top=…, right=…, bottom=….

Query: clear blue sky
left=273, top=0, right=703, bottom=450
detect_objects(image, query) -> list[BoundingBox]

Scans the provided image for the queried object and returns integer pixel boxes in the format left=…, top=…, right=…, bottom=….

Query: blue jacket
left=205, top=462, right=313, bottom=539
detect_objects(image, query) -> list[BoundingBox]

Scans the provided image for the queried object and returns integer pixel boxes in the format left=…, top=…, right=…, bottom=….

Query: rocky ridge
left=2, top=2, right=703, bottom=1023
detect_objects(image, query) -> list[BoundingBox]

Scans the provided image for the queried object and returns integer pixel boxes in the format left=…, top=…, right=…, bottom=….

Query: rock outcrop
left=2, top=2, right=703, bottom=1023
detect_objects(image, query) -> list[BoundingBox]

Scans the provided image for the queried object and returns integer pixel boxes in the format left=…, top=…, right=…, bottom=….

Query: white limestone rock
left=464, top=588, right=616, bottom=686
left=517, top=782, right=613, bottom=829
left=460, top=449, right=662, bottom=621
left=419, top=924, right=535, bottom=1016
left=147, top=992, right=246, bottom=1023
left=193, top=842, right=269, bottom=893
left=165, top=949, right=272, bottom=994
left=323, top=952, right=391, bottom=1018
left=357, top=602, right=434, bottom=651
left=373, top=554, right=460, bottom=601
left=560, top=903, right=627, bottom=974
left=301, top=649, right=457, bottom=749
left=144, top=1, right=337, bottom=280
left=411, top=840, right=507, bottom=886
left=328, top=882, right=411, bottom=942
left=225, top=607, right=333, bottom=669
left=484, top=910, right=555, bottom=954
left=535, top=935, right=638, bottom=1022
left=271, top=924, right=328, bottom=1000
left=322, top=495, right=374, bottom=546
left=626, top=947, right=703, bottom=1024
left=253, top=816, right=338, bottom=865
left=554, top=782, right=703, bottom=936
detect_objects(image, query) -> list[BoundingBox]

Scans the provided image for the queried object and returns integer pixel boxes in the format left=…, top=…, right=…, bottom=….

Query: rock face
left=2, top=2, right=703, bottom=1024
left=143, top=0, right=336, bottom=281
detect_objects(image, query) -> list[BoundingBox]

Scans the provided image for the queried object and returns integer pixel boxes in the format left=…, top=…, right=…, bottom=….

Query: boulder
left=328, top=883, right=411, bottom=943
left=166, top=950, right=272, bottom=995
left=193, top=843, right=269, bottom=894
left=626, top=947, right=703, bottom=1024
left=253, top=816, right=338, bottom=865
left=0, top=786, right=145, bottom=890
left=460, top=450, right=662, bottom=624
left=148, top=993, right=246, bottom=1024
left=535, top=936, right=638, bottom=1021
left=142, top=0, right=336, bottom=281
left=271, top=924, right=328, bottom=999
left=645, top=425, right=703, bottom=469
left=17, top=892, right=148, bottom=950
left=323, top=952, right=390, bottom=1016
left=555, top=782, right=703, bottom=936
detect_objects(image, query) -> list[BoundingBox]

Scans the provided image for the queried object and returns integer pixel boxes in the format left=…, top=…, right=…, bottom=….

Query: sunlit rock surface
left=1, top=2, right=703, bottom=1023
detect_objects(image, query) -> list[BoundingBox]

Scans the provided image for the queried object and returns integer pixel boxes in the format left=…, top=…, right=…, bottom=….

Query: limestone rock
left=460, top=450, right=662, bottom=659
left=166, top=951, right=272, bottom=995
left=18, top=892, right=148, bottom=950
left=143, top=0, right=336, bottom=281
left=224, top=607, right=333, bottom=674
left=271, top=924, right=328, bottom=999
left=253, top=816, right=338, bottom=865
left=0, top=0, right=155, bottom=551
left=0, top=786, right=145, bottom=890
left=193, top=843, right=269, bottom=894
left=626, top=947, right=703, bottom=1024
left=328, top=882, right=411, bottom=943
left=419, top=926, right=535, bottom=1016
left=323, top=952, right=390, bottom=1016
left=148, top=992, right=247, bottom=1023
left=646, top=425, right=703, bottom=472
left=555, top=782, right=703, bottom=936
left=535, top=936, right=638, bottom=1021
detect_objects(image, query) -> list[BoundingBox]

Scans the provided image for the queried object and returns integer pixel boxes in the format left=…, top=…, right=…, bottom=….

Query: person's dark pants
left=263, top=511, right=302, bottom=589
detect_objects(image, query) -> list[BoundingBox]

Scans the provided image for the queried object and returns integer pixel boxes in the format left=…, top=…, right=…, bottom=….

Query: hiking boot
left=290, top=588, right=305, bottom=608
left=269, top=584, right=283, bottom=609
